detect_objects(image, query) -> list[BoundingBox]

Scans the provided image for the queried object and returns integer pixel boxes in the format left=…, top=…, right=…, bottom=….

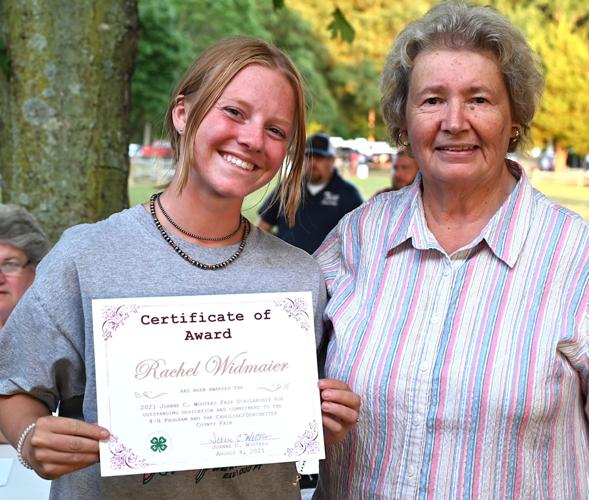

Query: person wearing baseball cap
left=258, top=132, right=363, bottom=254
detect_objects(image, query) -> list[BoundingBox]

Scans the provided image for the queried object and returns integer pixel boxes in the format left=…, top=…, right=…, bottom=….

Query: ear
left=172, top=95, right=188, bottom=134
left=510, top=125, right=520, bottom=138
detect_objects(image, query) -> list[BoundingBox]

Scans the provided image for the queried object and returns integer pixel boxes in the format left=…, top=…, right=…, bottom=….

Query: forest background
left=132, top=0, right=589, bottom=154
left=1, top=0, right=588, bottom=241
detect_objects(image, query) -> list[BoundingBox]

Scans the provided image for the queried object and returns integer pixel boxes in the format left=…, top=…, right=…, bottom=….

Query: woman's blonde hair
left=164, top=36, right=306, bottom=226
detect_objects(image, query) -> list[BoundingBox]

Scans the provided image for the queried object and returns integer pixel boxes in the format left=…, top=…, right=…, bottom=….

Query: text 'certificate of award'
left=92, top=291, right=324, bottom=477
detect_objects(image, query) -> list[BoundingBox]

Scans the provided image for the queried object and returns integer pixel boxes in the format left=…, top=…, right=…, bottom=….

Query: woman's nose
left=238, top=123, right=264, bottom=152
left=442, top=100, right=468, bottom=134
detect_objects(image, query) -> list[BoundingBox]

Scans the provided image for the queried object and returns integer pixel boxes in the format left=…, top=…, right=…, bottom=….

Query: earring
left=178, top=127, right=185, bottom=135
left=510, top=128, right=520, bottom=143
left=397, top=130, right=410, bottom=148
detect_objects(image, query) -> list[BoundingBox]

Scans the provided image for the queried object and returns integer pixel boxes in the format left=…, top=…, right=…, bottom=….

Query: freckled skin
left=405, top=49, right=517, bottom=192
left=404, top=49, right=520, bottom=253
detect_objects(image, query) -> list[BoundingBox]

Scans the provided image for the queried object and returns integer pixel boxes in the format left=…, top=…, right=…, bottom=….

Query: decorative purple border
left=101, top=304, right=139, bottom=341
left=134, top=391, right=168, bottom=399
left=257, top=383, right=290, bottom=392
left=274, top=297, right=310, bottom=332
left=286, top=420, right=320, bottom=457
left=108, top=434, right=151, bottom=470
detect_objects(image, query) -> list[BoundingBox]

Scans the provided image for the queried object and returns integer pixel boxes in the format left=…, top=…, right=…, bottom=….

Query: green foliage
left=131, top=1, right=192, bottom=140
left=327, top=7, right=355, bottom=43
left=132, top=0, right=272, bottom=140
left=173, top=0, right=269, bottom=51
left=259, top=4, right=339, bottom=129
left=132, top=0, right=589, bottom=152
left=523, top=4, right=589, bottom=152
left=133, top=0, right=340, bottom=137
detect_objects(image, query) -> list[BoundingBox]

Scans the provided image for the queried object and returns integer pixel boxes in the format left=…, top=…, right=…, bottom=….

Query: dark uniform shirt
left=259, top=170, right=363, bottom=254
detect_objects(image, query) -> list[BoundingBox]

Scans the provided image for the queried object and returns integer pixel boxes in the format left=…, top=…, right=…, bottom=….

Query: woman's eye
left=223, top=107, right=242, bottom=118
left=424, top=97, right=440, bottom=105
left=268, top=127, right=286, bottom=139
left=472, top=97, right=487, bottom=104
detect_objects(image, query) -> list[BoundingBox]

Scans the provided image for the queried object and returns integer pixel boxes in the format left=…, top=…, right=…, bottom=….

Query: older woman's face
left=0, top=243, right=35, bottom=324
left=405, top=49, right=517, bottom=187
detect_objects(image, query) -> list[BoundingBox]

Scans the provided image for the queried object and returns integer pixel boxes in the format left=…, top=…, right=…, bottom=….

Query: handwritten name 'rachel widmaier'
left=134, top=352, right=289, bottom=380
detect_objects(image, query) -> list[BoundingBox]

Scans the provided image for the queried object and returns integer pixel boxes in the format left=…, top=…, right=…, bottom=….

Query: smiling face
left=174, top=64, right=295, bottom=202
left=405, top=49, right=517, bottom=188
left=0, top=243, right=35, bottom=327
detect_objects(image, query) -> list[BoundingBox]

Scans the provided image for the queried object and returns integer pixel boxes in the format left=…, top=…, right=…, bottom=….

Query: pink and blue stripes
left=314, top=164, right=589, bottom=499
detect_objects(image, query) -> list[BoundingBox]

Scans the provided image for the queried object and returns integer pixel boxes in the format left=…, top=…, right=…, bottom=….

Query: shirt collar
left=386, top=161, right=534, bottom=268
left=479, top=161, right=533, bottom=268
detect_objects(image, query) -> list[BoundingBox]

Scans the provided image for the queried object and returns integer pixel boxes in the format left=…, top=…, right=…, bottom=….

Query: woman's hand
left=23, top=415, right=109, bottom=480
left=319, top=378, right=361, bottom=448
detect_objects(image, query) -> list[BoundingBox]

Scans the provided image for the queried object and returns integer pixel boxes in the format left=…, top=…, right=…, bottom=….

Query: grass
left=529, top=181, right=589, bottom=220
left=129, top=168, right=588, bottom=222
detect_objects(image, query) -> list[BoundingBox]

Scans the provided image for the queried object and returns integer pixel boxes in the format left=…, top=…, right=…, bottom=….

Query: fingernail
left=100, top=429, right=110, bottom=439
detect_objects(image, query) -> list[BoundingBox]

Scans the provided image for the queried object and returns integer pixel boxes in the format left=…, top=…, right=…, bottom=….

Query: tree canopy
left=131, top=0, right=589, bottom=154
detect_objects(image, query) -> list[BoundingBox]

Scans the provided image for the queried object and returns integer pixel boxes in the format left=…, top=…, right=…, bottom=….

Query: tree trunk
left=0, top=0, right=138, bottom=243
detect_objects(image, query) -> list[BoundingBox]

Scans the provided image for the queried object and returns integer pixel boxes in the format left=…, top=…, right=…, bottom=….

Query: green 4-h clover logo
left=150, top=436, right=168, bottom=453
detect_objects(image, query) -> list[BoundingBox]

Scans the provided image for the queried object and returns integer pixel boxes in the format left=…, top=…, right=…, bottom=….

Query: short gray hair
left=0, top=204, right=49, bottom=264
left=381, top=1, right=544, bottom=152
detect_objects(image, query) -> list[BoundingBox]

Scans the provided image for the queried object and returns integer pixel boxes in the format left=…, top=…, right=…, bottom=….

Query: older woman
left=0, top=204, right=49, bottom=330
left=0, top=204, right=49, bottom=444
left=314, top=2, right=589, bottom=499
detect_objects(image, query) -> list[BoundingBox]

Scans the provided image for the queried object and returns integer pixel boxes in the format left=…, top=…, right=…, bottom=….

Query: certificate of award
left=92, top=291, right=324, bottom=477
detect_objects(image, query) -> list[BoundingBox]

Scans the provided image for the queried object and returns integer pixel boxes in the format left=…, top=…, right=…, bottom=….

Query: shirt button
left=420, top=362, right=429, bottom=372
left=414, top=415, right=424, bottom=425
left=442, top=268, right=451, bottom=277
left=431, top=314, right=441, bottom=324
left=407, top=467, right=416, bottom=477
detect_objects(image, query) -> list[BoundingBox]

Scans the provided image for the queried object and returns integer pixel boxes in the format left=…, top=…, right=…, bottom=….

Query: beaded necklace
left=149, top=193, right=250, bottom=271
left=156, top=192, right=244, bottom=241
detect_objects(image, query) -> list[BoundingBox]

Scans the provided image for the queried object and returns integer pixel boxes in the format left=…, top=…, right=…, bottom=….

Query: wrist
left=16, top=422, right=36, bottom=470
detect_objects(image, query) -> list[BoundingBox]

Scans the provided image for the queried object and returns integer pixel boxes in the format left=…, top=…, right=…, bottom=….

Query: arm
left=318, top=378, right=361, bottom=448
left=0, top=393, right=109, bottom=479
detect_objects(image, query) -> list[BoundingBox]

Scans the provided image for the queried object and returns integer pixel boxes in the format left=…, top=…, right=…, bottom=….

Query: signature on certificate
left=209, top=431, right=272, bottom=445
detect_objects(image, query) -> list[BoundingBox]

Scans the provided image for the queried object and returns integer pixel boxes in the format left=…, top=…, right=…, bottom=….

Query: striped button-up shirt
left=314, top=164, right=589, bottom=499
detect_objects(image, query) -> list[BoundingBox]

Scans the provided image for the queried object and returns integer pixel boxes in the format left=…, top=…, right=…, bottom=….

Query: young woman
left=0, top=37, right=360, bottom=499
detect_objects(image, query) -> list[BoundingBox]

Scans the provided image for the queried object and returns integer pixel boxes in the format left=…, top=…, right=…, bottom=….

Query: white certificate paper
left=92, top=291, right=324, bottom=477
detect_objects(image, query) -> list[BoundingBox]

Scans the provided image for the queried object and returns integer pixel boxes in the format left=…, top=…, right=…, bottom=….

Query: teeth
left=439, top=146, right=476, bottom=151
left=223, top=154, right=255, bottom=171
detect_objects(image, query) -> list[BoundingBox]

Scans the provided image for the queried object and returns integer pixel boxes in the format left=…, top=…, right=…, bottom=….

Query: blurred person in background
left=373, top=150, right=420, bottom=198
left=314, top=2, right=589, bottom=498
left=0, top=204, right=49, bottom=443
left=258, top=132, right=363, bottom=254
left=391, top=151, right=419, bottom=189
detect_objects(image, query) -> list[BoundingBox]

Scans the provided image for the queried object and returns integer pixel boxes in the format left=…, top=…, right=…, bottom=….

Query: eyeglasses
left=0, top=260, right=31, bottom=276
